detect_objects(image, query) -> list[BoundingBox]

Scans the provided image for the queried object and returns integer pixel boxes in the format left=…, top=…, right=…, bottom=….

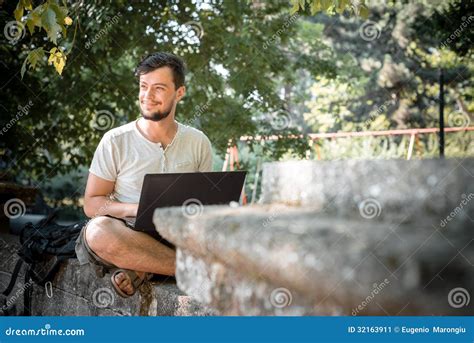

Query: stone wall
left=1, top=158, right=472, bottom=316
left=0, top=233, right=215, bottom=316
left=154, top=159, right=473, bottom=316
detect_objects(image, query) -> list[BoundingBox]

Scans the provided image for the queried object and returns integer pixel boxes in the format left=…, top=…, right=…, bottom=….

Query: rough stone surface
left=154, top=205, right=472, bottom=315
left=261, top=159, right=474, bottom=228
left=153, top=159, right=473, bottom=316
left=0, top=233, right=215, bottom=316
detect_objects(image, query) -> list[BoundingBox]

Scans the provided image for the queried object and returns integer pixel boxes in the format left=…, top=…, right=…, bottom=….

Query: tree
left=299, top=0, right=472, bottom=158
left=2, top=0, right=343, bottom=186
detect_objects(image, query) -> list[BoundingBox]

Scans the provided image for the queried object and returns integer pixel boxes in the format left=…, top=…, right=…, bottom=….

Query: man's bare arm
left=83, top=173, right=138, bottom=219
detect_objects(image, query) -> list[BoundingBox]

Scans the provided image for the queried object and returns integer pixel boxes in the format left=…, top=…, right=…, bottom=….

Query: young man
left=75, top=52, right=213, bottom=298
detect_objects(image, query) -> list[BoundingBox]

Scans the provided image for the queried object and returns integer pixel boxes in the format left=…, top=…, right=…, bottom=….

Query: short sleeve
left=89, top=134, right=118, bottom=181
left=198, top=135, right=213, bottom=172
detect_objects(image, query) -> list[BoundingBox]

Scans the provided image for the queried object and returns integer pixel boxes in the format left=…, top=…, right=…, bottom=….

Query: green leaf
left=21, top=57, right=28, bottom=79
left=41, top=6, right=62, bottom=44
left=23, top=0, right=33, bottom=10
left=321, top=0, right=332, bottom=11
left=26, top=9, right=41, bottom=35
left=336, top=0, right=348, bottom=14
left=310, top=0, right=321, bottom=15
left=14, top=3, right=24, bottom=23
left=290, top=0, right=300, bottom=14
left=28, top=48, right=45, bottom=69
left=20, top=48, right=44, bottom=78
left=49, top=3, right=68, bottom=36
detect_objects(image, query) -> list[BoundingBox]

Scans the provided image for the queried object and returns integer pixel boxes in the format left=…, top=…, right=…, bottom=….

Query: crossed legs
left=84, top=216, right=176, bottom=295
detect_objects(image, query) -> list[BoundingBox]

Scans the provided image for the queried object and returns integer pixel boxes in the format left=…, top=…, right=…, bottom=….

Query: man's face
left=138, top=67, right=184, bottom=122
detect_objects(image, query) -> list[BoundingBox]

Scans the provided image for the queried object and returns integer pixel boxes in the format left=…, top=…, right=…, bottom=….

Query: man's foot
left=110, top=269, right=148, bottom=298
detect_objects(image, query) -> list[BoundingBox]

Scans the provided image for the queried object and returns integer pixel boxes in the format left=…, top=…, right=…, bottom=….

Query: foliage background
left=0, top=0, right=472, bottom=218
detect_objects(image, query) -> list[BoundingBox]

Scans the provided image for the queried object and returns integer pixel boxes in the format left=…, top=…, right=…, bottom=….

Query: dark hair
left=135, top=52, right=186, bottom=89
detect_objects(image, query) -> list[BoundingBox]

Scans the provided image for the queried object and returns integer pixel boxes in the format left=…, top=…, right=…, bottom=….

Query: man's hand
left=83, top=173, right=138, bottom=218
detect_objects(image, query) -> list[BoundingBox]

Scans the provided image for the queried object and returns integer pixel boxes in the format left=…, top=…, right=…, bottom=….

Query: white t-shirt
left=89, top=119, right=213, bottom=204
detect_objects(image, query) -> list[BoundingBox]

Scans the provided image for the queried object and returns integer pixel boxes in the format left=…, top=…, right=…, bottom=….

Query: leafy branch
left=13, top=0, right=73, bottom=77
left=290, top=0, right=369, bottom=18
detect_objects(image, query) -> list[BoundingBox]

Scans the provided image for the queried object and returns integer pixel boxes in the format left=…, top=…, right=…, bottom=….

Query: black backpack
left=1, top=210, right=87, bottom=315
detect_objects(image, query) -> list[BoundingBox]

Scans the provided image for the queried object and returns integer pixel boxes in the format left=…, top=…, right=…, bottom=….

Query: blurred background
left=0, top=0, right=472, bottom=223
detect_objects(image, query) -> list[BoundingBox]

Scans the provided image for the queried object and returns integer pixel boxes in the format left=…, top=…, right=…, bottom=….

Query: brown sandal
left=110, top=269, right=151, bottom=298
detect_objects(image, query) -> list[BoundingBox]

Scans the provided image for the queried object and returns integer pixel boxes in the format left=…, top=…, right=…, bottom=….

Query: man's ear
left=176, top=86, right=186, bottom=102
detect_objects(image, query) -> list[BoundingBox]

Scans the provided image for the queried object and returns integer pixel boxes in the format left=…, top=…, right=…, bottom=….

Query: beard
left=140, top=102, right=174, bottom=122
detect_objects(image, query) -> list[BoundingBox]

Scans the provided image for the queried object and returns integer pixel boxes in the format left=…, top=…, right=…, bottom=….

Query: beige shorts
left=74, top=215, right=134, bottom=278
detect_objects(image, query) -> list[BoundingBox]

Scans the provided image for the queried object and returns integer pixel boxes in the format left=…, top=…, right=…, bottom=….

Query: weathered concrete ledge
left=0, top=233, right=215, bottom=316
left=153, top=158, right=473, bottom=316
left=154, top=204, right=472, bottom=315
left=261, top=159, right=474, bottom=227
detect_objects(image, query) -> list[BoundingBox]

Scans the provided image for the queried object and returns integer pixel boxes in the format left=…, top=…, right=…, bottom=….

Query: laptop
left=131, top=171, right=247, bottom=247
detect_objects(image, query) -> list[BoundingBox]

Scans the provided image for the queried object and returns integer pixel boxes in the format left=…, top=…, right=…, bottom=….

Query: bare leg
left=85, top=216, right=176, bottom=295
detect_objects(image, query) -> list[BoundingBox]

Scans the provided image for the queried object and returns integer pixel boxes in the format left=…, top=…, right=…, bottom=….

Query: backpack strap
left=23, top=267, right=32, bottom=316
left=2, top=258, right=24, bottom=297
